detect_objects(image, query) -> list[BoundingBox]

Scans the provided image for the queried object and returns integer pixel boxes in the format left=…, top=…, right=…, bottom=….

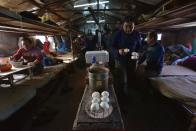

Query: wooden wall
left=161, top=29, right=196, bottom=46
left=161, top=32, right=177, bottom=46
left=175, top=30, right=195, bottom=44
left=0, top=32, right=20, bottom=57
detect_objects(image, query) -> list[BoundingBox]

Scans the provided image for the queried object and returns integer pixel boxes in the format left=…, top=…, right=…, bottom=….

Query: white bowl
left=90, top=103, right=99, bottom=112
left=91, top=97, right=100, bottom=103
left=101, top=96, right=109, bottom=103
left=101, top=91, right=109, bottom=97
left=92, top=91, right=100, bottom=98
left=100, top=102, right=109, bottom=110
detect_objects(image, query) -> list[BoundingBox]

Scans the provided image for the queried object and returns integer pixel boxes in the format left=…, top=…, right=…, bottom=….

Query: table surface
left=73, top=85, right=124, bottom=131
left=0, top=66, right=32, bottom=78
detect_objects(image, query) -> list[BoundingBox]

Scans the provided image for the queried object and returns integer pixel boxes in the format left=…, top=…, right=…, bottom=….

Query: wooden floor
left=0, top=61, right=189, bottom=131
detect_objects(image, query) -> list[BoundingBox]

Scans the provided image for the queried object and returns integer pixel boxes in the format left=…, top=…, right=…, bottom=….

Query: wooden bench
left=0, top=84, right=36, bottom=121
left=0, top=63, right=67, bottom=121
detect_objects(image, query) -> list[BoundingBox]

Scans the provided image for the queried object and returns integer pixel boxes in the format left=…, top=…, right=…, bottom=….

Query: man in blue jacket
left=138, top=32, right=165, bottom=76
left=112, top=17, right=141, bottom=94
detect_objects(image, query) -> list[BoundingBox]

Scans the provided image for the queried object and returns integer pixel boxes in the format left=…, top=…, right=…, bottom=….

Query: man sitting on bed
left=138, top=32, right=165, bottom=77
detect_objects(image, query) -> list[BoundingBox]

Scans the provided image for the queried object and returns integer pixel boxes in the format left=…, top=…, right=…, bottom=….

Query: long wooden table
left=0, top=66, right=32, bottom=87
left=73, top=85, right=124, bottom=131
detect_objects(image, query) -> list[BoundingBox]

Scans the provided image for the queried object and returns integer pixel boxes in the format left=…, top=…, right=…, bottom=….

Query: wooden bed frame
left=149, top=65, right=196, bottom=131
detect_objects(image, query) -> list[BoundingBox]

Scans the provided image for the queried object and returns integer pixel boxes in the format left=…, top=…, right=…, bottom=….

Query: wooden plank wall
left=0, top=32, right=19, bottom=56
left=161, top=29, right=196, bottom=46
left=161, top=32, right=177, bottom=46
left=175, top=30, right=196, bottom=44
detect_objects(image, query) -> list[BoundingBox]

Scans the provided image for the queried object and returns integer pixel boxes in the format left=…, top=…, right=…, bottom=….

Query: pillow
left=182, top=55, right=196, bottom=71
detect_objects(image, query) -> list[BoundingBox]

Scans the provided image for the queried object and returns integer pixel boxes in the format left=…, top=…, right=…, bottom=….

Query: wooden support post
left=69, top=21, right=74, bottom=59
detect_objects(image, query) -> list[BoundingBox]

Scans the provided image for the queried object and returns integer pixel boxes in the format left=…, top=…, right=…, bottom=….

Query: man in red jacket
left=43, top=36, right=50, bottom=54
left=12, top=37, right=43, bottom=74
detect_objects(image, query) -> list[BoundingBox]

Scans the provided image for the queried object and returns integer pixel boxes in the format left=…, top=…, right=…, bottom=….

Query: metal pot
left=88, top=65, right=109, bottom=92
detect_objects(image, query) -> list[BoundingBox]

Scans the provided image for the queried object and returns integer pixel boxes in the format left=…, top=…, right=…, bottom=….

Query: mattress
left=160, top=65, right=196, bottom=76
left=150, top=76, right=196, bottom=107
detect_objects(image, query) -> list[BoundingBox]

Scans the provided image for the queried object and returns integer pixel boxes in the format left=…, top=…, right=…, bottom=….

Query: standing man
left=138, top=32, right=165, bottom=77
left=112, top=17, right=141, bottom=94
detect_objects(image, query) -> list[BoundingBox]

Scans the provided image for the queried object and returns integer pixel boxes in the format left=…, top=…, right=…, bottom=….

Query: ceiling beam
left=45, top=0, right=62, bottom=6
left=155, top=0, right=170, bottom=8
left=53, top=8, right=133, bottom=12
left=71, top=12, right=119, bottom=25
left=88, top=7, right=99, bottom=26
left=136, top=2, right=196, bottom=30
left=70, top=9, right=121, bottom=24
left=0, top=23, right=54, bottom=34
left=62, top=0, right=81, bottom=6
left=102, top=12, right=122, bottom=20
left=18, top=0, right=29, bottom=5
left=71, top=14, right=92, bottom=23
left=135, top=0, right=157, bottom=7
left=152, top=0, right=173, bottom=17
left=124, top=0, right=156, bottom=8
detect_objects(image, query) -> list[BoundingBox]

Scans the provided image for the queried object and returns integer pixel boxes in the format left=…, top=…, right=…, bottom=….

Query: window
left=35, top=35, right=56, bottom=51
left=157, top=33, right=162, bottom=41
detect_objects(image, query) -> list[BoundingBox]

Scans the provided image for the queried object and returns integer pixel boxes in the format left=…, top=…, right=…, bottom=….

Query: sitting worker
left=56, top=39, right=66, bottom=54
left=43, top=36, right=50, bottom=54
left=138, top=32, right=165, bottom=77
left=35, top=39, right=43, bottom=51
left=112, top=16, right=141, bottom=94
left=43, top=36, right=57, bottom=57
left=12, top=37, right=43, bottom=75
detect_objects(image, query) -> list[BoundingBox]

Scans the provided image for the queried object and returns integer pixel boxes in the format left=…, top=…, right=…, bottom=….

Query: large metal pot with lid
left=88, top=64, right=109, bottom=92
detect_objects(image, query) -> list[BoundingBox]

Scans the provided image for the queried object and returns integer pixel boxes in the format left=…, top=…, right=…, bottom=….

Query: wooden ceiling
left=0, top=0, right=165, bottom=24
left=0, top=0, right=196, bottom=32
left=136, top=0, right=196, bottom=31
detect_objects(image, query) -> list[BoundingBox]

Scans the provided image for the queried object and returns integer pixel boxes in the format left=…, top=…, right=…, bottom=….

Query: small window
left=144, top=37, right=148, bottom=41
left=35, top=35, right=56, bottom=51
left=157, top=33, right=162, bottom=41
left=35, top=35, right=45, bottom=43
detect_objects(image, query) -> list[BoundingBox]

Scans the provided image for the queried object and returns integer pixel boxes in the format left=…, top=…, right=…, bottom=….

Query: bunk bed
left=0, top=6, right=68, bottom=35
left=149, top=65, right=196, bottom=131
left=160, top=65, right=196, bottom=76
left=150, top=65, right=196, bottom=106
left=0, top=5, right=82, bottom=121
left=136, top=2, right=196, bottom=31
left=0, top=62, right=68, bottom=121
